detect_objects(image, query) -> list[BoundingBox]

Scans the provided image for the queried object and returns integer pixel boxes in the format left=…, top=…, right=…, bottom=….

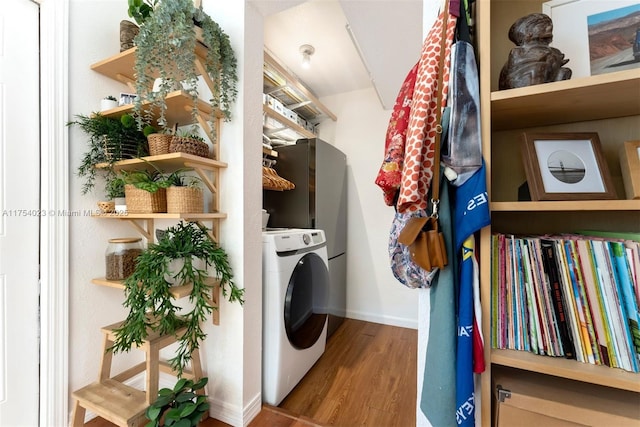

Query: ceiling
left=254, top=0, right=423, bottom=110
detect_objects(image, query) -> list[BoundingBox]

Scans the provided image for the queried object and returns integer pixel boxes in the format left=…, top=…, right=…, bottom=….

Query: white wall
left=68, top=1, right=261, bottom=425
left=319, top=88, right=419, bottom=328
left=68, top=0, right=147, bottom=401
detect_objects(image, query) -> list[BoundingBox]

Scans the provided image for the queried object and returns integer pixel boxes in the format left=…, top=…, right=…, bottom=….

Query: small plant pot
left=147, top=133, right=172, bottom=156
left=169, top=136, right=210, bottom=158
left=114, top=197, right=127, bottom=213
left=124, top=185, right=167, bottom=214
left=166, top=186, right=204, bottom=213
left=100, top=98, right=118, bottom=112
left=164, top=257, right=206, bottom=286
left=102, top=136, right=139, bottom=161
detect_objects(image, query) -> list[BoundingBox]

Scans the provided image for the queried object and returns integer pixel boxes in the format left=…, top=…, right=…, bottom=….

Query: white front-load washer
left=262, top=228, right=329, bottom=406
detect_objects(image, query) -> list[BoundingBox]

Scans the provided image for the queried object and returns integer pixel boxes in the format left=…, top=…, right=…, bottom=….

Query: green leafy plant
left=127, top=0, right=158, bottom=26
left=132, top=0, right=238, bottom=130
left=166, top=169, right=202, bottom=188
left=104, top=95, right=117, bottom=102
left=111, top=221, right=244, bottom=375
left=120, top=169, right=171, bottom=193
left=105, top=171, right=126, bottom=200
left=145, top=377, right=209, bottom=427
left=68, top=113, right=149, bottom=194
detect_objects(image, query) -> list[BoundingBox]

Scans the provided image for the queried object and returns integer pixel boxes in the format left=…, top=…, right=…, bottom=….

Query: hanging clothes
left=442, top=40, right=483, bottom=187
left=396, top=9, right=457, bottom=214
left=420, top=176, right=457, bottom=426
left=375, top=62, right=419, bottom=207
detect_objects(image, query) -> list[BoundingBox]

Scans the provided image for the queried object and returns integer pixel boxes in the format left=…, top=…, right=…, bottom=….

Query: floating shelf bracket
left=122, top=218, right=155, bottom=243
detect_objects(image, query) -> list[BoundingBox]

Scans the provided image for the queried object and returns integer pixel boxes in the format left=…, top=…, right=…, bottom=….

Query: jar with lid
left=105, top=237, right=143, bottom=280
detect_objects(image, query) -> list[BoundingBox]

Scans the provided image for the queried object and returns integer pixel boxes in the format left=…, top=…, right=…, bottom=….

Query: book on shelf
left=575, top=239, right=612, bottom=367
left=554, top=239, right=587, bottom=363
left=491, top=233, right=640, bottom=373
left=566, top=239, right=602, bottom=365
left=609, top=241, right=640, bottom=363
left=540, top=239, right=575, bottom=359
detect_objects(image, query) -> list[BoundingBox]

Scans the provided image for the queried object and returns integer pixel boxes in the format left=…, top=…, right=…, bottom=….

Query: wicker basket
left=124, top=184, right=167, bottom=213
left=166, top=186, right=204, bottom=213
left=147, top=133, right=172, bottom=156
left=97, top=200, right=115, bottom=214
left=169, top=136, right=210, bottom=158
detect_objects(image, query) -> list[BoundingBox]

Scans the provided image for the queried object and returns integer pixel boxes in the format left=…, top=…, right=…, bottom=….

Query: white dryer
left=262, top=228, right=329, bottom=406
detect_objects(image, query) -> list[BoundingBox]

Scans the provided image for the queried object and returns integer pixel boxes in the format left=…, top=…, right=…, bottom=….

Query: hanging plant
left=110, top=221, right=244, bottom=376
left=68, top=113, right=152, bottom=194
left=132, top=0, right=238, bottom=130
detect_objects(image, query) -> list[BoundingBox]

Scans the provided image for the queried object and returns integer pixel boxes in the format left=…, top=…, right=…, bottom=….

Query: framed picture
left=542, top=0, right=640, bottom=78
left=619, top=140, right=640, bottom=199
left=520, top=132, right=616, bottom=201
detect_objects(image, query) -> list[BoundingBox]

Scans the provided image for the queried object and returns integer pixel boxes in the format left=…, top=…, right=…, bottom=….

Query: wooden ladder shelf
left=71, top=320, right=206, bottom=426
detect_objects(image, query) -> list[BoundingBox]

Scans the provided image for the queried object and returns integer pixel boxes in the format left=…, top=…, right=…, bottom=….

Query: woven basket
left=166, top=186, right=204, bottom=213
left=97, top=200, right=115, bottom=214
left=169, top=136, right=210, bottom=158
left=124, top=184, right=167, bottom=213
left=147, top=133, right=172, bottom=156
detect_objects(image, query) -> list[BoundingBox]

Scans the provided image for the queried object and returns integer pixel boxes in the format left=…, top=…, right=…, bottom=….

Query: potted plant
left=110, top=221, right=244, bottom=376
left=68, top=113, right=151, bottom=194
left=146, top=377, right=209, bottom=427
left=100, top=95, right=119, bottom=112
left=165, top=170, right=204, bottom=214
left=127, top=0, right=157, bottom=26
left=105, top=172, right=127, bottom=213
left=121, top=168, right=171, bottom=213
left=169, top=132, right=210, bottom=158
left=131, top=0, right=238, bottom=130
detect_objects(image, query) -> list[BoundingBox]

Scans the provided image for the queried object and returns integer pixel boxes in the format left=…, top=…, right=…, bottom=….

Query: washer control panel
left=267, top=229, right=326, bottom=252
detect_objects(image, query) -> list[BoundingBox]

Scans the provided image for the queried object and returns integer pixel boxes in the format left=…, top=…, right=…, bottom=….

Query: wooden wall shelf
left=98, top=90, right=222, bottom=128
left=491, top=69, right=640, bottom=131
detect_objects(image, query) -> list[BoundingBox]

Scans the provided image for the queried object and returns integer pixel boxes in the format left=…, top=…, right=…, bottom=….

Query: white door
left=0, top=0, right=41, bottom=425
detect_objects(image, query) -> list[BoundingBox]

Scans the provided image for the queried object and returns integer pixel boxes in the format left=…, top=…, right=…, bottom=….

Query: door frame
left=39, top=0, right=69, bottom=425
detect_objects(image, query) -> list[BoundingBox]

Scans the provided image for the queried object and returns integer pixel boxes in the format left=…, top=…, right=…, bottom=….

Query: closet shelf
left=264, top=51, right=337, bottom=122
left=492, top=349, right=640, bottom=393
left=263, top=105, right=315, bottom=140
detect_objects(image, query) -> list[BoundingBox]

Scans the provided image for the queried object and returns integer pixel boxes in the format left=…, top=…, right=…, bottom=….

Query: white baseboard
left=204, top=390, right=261, bottom=427
left=345, top=309, right=418, bottom=329
left=242, top=392, right=262, bottom=427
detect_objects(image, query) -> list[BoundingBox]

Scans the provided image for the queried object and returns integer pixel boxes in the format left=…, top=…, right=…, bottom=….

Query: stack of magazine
left=491, top=232, right=640, bottom=373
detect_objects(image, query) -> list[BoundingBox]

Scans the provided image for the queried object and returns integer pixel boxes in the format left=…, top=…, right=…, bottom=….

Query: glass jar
left=105, top=237, right=143, bottom=280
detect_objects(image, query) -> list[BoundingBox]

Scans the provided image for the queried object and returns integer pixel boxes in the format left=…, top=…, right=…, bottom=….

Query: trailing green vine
left=132, top=0, right=238, bottom=131
left=110, top=221, right=244, bottom=376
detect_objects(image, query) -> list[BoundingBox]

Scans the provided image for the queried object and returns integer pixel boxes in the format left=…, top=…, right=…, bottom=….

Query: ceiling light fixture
left=299, top=44, right=315, bottom=69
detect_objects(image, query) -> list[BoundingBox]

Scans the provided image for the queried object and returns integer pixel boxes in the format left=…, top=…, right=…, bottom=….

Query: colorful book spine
left=575, top=239, right=612, bottom=367
left=609, top=241, right=640, bottom=368
left=540, top=239, right=575, bottom=359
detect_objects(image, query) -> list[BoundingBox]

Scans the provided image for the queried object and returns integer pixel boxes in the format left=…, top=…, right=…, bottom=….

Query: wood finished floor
left=85, top=319, right=417, bottom=427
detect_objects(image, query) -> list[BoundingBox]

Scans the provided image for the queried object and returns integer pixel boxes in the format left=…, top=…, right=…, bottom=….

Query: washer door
left=284, top=252, right=329, bottom=349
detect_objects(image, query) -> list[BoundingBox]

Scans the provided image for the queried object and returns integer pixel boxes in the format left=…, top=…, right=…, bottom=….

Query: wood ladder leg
left=191, top=348, right=204, bottom=389
left=71, top=399, right=86, bottom=427
left=99, top=331, right=114, bottom=381
left=190, top=348, right=208, bottom=422
left=145, top=340, right=160, bottom=405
